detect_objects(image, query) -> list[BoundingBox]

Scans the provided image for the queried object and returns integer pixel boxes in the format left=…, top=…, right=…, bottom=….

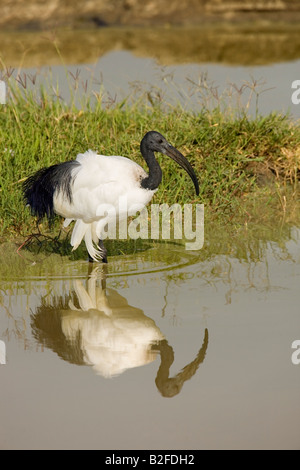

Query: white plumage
left=55, top=150, right=155, bottom=260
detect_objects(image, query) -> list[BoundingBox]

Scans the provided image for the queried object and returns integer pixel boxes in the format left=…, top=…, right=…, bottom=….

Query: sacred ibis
left=23, top=131, right=199, bottom=262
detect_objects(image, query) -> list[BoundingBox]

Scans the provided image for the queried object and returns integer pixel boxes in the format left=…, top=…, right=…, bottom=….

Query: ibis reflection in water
left=30, top=267, right=208, bottom=398
left=23, top=131, right=199, bottom=263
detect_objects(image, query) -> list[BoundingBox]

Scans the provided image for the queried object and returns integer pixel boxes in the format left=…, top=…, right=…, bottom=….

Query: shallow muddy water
left=0, top=226, right=299, bottom=450
left=2, top=25, right=300, bottom=118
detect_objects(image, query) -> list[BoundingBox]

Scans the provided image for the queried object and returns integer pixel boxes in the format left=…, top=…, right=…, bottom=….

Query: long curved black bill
left=164, top=145, right=199, bottom=196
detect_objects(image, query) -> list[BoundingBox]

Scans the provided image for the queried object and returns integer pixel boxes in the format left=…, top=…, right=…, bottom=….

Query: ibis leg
left=87, top=239, right=108, bottom=263
left=98, top=239, right=108, bottom=263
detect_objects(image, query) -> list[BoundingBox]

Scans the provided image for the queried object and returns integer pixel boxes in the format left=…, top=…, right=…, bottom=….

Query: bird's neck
left=140, top=148, right=162, bottom=191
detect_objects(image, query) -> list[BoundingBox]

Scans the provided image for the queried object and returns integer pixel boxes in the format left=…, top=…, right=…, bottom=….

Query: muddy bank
left=2, top=23, right=300, bottom=68
left=1, top=0, right=300, bottom=30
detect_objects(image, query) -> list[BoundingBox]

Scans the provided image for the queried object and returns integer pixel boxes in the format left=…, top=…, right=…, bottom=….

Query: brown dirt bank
left=1, top=23, right=300, bottom=68
left=2, top=0, right=300, bottom=30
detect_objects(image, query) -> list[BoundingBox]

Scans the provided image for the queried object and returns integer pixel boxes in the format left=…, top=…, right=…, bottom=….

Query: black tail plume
left=23, top=161, right=80, bottom=220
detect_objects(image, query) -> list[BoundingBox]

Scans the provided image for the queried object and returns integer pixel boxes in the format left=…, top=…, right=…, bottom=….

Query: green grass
left=0, top=74, right=299, bottom=243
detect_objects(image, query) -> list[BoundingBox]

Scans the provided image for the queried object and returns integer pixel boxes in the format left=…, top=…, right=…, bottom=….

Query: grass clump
left=0, top=74, right=299, bottom=243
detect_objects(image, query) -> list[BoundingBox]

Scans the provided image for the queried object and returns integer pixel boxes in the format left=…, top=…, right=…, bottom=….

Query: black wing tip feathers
left=23, top=161, right=80, bottom=220
left=23, top=167, right=55, bottom=220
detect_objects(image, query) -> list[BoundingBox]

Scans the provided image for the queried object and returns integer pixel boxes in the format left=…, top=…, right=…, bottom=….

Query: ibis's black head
left=140, top=131, right=199, bottom=195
